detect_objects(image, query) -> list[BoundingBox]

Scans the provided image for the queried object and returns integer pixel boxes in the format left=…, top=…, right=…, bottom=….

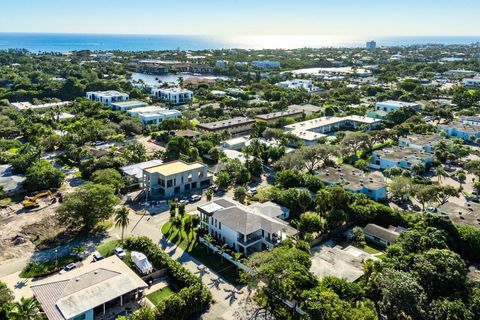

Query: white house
left=375, top=100, right=421, bottom=113
left=198, top=198, right=297, bottom=255
left=275, top=79, right=320, bottom=92
left=127, top=106, right=181, bottom=126
left=86, top=90, right=129, bottom=106
left=151, top=87, right=193, bottom=104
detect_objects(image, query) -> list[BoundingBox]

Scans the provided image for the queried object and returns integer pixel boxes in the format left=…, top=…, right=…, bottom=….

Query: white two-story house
left=198, top=198, right=297, bottom=255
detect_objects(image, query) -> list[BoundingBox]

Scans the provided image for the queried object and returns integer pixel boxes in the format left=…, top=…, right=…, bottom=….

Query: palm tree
left=205, top=188, right=213, bottom=201
left=435, top=166, right=447, bottom=183
left=232, top=251, right=243, bottom=263
left=172, top=216, right=183, bottom=239
left=7, top=297, right=43, bottom=320
left=204, top=233, right=214, bottom=255
left=114, top=207, right=130, bottom=244
left=218, top=244, right=228, bottom=264
left=184, top=217, right=193, bottom=242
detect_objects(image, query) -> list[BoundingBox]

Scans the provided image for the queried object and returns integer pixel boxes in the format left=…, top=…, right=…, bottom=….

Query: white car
left=247, top=187, right=258, bottom=195
left=114, top=247, right=126, bottom=259
left=59, top=262, right=77, bottom=274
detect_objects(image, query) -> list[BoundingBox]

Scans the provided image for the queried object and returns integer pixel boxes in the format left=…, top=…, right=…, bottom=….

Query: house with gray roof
left=198, top=198, right=297, bottom=255
left=363, top=223, right=402, bottom=248
left=31, top=255, right=147, bottom=320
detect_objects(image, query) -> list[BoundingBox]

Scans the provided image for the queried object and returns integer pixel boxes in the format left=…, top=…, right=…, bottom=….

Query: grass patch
left=338, top=239, right=383, bottom=255
left=161, top=218, right=241, bottom=285
left=0, top=197, right=12, bottom=207
left=20, top=254, right=78, bottom=278
left=147, top=285, right=176, bottom=305
left=96, top=239, right=120, bottom=257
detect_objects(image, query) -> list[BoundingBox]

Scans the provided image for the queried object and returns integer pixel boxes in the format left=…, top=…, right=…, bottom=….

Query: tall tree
left=114, top=206, right=130, bottom=243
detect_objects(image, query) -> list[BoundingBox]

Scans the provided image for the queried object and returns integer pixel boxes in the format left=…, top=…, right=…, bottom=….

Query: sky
left=1, top=0, right=480, bottom=36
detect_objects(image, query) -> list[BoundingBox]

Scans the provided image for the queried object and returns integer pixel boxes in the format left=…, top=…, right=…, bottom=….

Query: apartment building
left=438, top=121, right=480, bottom=142
left=398, top=134, right=450, bottom=152
left=371, top=146, right=434, bottom=171
left=255, top=109, right=304, bottom=123
left=143, top=160, right=212, bottom=199
left=110, top=100, right=148, bottom=111
left=275, top=79, right=321, bottom=92
left=463, top=77, right=480, bottom=88
left=86, top=90, right=129, bottom=106
left=198, top=198, right=297, bottom=255
left=284, top=115, right=381, bottom=145
left=317, top=165, right=387, bottom=201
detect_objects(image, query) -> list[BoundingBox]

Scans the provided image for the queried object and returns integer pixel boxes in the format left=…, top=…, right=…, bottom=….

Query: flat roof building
left=275, top=79, right=321, bottom=93
left=438, top=121, right=480, bottom=142
left=110, top=100, right=148, bottom=111
left=86, top=91, right=129, bottom=106
left=372, top=146, right=434, bottom=171
left=197, top=117, right=255, bottom=135
left=151, top=87, right=193, bottom=105
left=317, top=165, right=387, bottom=201
left=143, top=160, right=212, bottom=199
left=127, top=106, right=181, bottom=126
left=255, top=109, right=304, bottom=123
left=10, top=101, right=70, bottom=111
left=398, top=134, right=450, bottom=152
left=284, top=115, right=381, bottom=146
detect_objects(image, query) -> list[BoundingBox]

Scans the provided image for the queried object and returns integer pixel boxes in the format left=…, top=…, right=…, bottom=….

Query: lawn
left=146, top=285, right=176, bottom=305
left=338, top=239, right=383, bottom=255
left=96, top=239, right=120, bottom=257
left=161, top=218, right=241, bottom=285
left=20, top=254, right=78, bottom=278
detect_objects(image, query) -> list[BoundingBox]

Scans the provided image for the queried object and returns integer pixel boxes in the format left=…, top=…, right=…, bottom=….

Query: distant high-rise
left=366, top=40, right=376, bottom=50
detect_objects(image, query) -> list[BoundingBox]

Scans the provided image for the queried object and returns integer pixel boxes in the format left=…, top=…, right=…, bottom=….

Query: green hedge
left=124, top=237, right=212, bottom=319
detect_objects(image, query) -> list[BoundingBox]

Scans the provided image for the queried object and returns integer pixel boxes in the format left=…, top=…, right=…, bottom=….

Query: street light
left=55, top=249, right=58, bottom=267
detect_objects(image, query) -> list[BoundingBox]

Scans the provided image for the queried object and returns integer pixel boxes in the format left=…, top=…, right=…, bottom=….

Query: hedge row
left=124, top=236, right=212, bottom=319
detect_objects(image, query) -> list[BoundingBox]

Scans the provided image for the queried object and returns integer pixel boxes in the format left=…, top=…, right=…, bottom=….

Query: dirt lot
left=0, top=173, right=84, bottom=264
left=135, top=135, right=165, bottom=153
left=0, top=199, right=61, bottom=263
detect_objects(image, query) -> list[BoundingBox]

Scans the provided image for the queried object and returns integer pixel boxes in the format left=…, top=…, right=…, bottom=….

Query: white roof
left=285, top=115, right=380, bottom=132
left=121, top=159, right=164, bottom=180
left=376, top=100, right=419, bottom=107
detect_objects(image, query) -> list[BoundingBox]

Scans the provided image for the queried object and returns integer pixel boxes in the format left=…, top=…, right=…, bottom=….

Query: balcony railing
left=237, top=234, right=262, bottom=245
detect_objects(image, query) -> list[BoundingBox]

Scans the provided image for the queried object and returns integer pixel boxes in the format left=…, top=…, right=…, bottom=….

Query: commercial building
left=275, top=79, right=320, bottom=92
left=463, top=77, right=480, bottom=88
left=126, top=106, right=181, bottom=126
left=363, top=224, right=402, bottom=248
left=251, top=60, right=281, bottom=70
left=255, top=109, right=304, bottom=123
left=151, top=87, right=193, bottom=104
left=110, top=100, right=148, bottom=111
left=197, top=117, right=255, bottom=135
left=198, top=198, right=297, bottom=255
left=31, top=256, right=147, bottom=320
left=398, top=134, right=450, bottom=152
left=317, top=165, right=387, bottom=201
left=371, top=146, right=434, bottom=171
left=366, top=40, right=377, bottom=50
left=375, top=100, right=421, bottom=113
left=143, top=160, right=212, bottom=199
left=86, top=91, right=129, bottom=106
left=284, top=115, right=381, bottom=145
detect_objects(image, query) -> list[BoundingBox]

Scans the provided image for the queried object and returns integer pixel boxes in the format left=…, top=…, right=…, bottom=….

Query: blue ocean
left=0, top=33, right=479, bottom=52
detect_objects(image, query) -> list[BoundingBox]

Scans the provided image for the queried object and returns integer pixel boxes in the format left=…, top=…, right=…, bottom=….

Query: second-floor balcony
left=237, top=234, right=262, bottom=245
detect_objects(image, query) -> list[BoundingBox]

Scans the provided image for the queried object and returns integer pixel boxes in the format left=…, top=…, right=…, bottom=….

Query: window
left=167, top=180, right=173, bottom=188
left=219, top=222, right=222, bottom=230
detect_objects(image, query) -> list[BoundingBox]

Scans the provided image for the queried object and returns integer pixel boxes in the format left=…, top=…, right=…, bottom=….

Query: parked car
left=179, top=198, right=189, bottom=205
left=114, top=247, right=126, bottom=259
left=425, top=206, right=437, bottom=213
left=93, top=251, right=104, bottom=262
left=189, top=194, right=201, bottom=202
left=59, top=262, right=77, bottom=274
left=247, top=186, right=258, bottom=195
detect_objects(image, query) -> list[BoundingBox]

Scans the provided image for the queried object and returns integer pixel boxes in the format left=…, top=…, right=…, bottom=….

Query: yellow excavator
left=22, top=191, right=54, bottom=209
